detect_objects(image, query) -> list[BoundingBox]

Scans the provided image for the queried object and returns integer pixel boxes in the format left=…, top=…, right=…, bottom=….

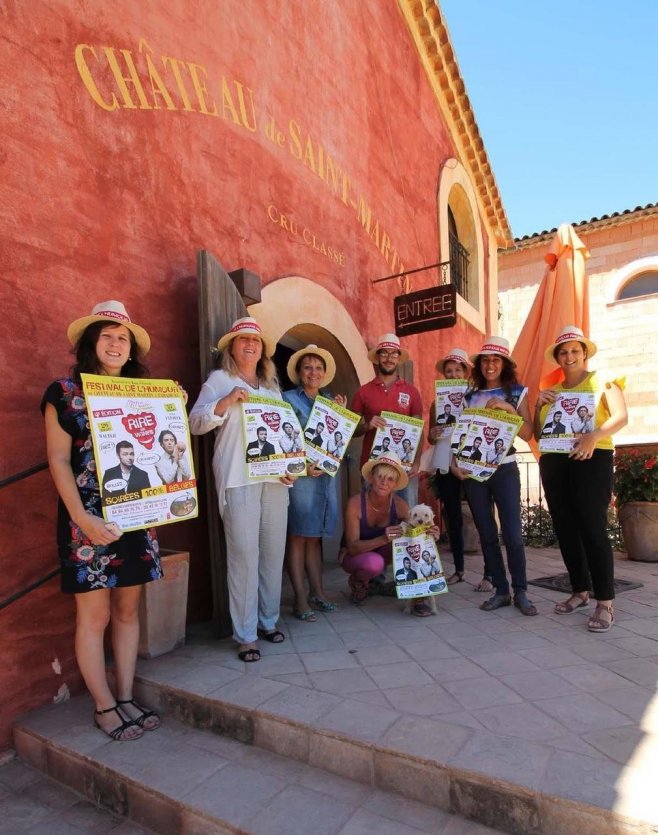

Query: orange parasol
left=512, top=223, right=591, bottom=455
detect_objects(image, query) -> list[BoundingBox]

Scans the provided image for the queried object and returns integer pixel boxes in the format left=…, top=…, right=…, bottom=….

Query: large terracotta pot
left=619, top=502, right=658, bottom=562
left=138, top=550, right=190, bottom=658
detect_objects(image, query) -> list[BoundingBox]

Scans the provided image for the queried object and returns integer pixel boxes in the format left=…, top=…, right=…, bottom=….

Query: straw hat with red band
left=470, top=336, right=516, bottom=368
left=367, top=333, right=409, bottom=364
left=436, top=347, right=473, bottom=375
left=216, top=317, right=276, bottom=358
left=286, top=344, right=336, bottom=387
left=544, top=325, right=597, bottom=364
left=67, top=300, right=151, bottom=355
left=361, top=451, right=409, bottom=490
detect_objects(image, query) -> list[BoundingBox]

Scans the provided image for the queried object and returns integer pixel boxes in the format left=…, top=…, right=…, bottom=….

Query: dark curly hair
left=470, top=355, right=519, bottom=399
left=71, top=321, right=149, bottom=380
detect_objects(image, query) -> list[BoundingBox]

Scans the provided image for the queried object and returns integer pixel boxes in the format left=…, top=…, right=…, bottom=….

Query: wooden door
left=196, top=250, right=247, bottom=637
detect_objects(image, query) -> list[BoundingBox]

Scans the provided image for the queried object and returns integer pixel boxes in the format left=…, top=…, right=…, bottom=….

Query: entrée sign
left=394, top=285, right=457, bottom=337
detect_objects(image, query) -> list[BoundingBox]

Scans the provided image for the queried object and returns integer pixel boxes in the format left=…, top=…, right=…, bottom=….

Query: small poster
left=370, top=411, right=425, bottom=472
left=434, top=379, right=468, bottom=438
left=304, top=395, right=360, bottom=476
left=455, top=408, right=523, bottom=482
left=242, top=395, right=307, bottom=478
left=393, top=527, right=448, bottom=599
left=82, top=374, right=198, bottom=533
left=450, top=412, right=471, bottom=456
left=539, top=390, right=597, bottom=454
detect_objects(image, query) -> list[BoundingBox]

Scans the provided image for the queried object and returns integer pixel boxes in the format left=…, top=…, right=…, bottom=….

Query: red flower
left=645, top=458, right=656, bottom=470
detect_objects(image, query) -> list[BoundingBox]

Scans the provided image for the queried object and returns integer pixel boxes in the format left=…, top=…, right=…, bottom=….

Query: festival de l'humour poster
left=393, top=528, right=447, bottom=599
left=455, top=408, right=523, bottom=482
left=434, top=379, right=468, bottom=438
left=241, top=395, right=307, bottom=478
left=538, top=389, right=597, bottom=454
left=82, top=375, right=198, bottom=532
left=369, top=411, right=425, bottom=472
left=303, top=395, right=360, bottom=476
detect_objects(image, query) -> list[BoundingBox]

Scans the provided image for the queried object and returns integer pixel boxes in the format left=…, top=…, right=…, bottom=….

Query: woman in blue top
left=283, top=345, right=346, bottom=621
left=451, top=337, right=537, bottom=616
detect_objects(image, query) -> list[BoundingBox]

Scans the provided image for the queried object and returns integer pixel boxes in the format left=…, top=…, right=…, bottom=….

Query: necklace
left=367, top=493, right=391, bottom=513
left=237, top=371, right=259, bottom=389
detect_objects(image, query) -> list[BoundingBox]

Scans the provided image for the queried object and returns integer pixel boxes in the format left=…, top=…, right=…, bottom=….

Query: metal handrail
left=0, top=459, right=58, bottom=610
left=0, top=461, right=48, bottom=490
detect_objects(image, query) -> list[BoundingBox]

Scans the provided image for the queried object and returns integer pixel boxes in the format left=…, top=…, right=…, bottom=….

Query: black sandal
left=238, top=647, right=261, bottom=662
left=258, top=629, right=285, bottom=643
left=93, top=704, right=142, bottom=741
left=116, top=698, right=161, bottom=731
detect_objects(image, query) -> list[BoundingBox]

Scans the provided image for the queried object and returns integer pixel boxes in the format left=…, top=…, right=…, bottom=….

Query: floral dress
left=42, top=378, right=162, bottom=594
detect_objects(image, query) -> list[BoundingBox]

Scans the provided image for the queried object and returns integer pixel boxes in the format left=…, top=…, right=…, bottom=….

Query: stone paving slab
left=11, top=546, right=658, bottom=834
left=122, top=546, right=658, bottom=833
left=12, top=704, right=496, bottom=835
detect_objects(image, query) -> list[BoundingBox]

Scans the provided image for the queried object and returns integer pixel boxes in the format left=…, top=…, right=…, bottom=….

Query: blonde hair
left=370, top=463, right=401, bottom=483
left=220, top=339, right=279, bottom=390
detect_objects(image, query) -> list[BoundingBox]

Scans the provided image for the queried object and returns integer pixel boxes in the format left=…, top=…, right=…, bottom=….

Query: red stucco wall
left=0, top=0, right=491, bottom=748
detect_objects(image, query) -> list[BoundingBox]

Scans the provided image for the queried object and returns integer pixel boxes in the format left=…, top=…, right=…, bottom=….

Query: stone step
left=13, top=695, right=496, bottom=835
left=115, top=641, right=657, bottom=835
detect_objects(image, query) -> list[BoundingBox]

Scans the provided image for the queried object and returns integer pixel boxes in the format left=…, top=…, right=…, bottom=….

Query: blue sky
left=440, top=1, right=658, bottom=239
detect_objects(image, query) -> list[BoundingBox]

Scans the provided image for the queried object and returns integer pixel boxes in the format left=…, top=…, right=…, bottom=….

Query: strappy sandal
left=446, top=572, right=464, bottom=585
left=554, top=593, right=589, bottom=615
left=116, top=698, right=161, bottom=731
left=309, top=596, right=339, bottom=612
left=412, top=601, right=432, bottom=617
left=93, top=704, right=143, bottom=741
left=588, top=603, right=614, bottom=633
left=293, top=609, right=317, bottom=622
left=474, top=578, right=494, bottom=593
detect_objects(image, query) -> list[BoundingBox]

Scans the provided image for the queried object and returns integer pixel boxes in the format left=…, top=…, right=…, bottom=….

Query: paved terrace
left=11, top=546, right=658, bottom=834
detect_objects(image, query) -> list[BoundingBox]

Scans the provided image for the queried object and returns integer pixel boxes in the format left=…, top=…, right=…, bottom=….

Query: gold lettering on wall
left=73, top=39, right=404, bottom=274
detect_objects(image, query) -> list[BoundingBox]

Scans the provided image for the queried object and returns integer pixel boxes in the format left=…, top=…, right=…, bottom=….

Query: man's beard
left=377, top=362, right=397, bottom=377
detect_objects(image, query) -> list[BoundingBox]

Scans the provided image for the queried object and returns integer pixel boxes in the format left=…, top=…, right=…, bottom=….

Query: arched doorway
left=249, top=277, right=371, bottom=559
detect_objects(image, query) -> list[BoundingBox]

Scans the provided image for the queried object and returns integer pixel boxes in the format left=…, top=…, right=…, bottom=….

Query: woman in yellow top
left=534, top=326, right=627, bottom=633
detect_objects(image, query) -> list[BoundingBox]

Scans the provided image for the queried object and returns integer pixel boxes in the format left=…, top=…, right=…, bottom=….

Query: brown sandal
left=554, top=593, right=589, bottom=615
left=588, top=603, right=614, bottom=633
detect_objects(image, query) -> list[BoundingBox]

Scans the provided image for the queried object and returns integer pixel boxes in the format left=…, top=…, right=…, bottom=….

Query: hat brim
left=361, top=456, right=409, bottom=491
left=544, top=337, right=597, bottom=364
left=436, top=355, right=473, bottom=375
left=67, top=316, right=151, bottom=355
left=287, top=346, right=336, bottom=387
left=217, top=329, right=276, bottom=358
left=469, top=349, right=516, bottom=368
left=367, top=346, right=410, bottom=364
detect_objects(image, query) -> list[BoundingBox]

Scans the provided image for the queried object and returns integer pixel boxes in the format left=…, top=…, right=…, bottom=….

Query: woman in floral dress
left=42, top=301, right=163, bottom=741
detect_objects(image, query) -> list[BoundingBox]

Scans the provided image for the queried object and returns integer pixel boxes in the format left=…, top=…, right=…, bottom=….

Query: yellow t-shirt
left=539, top=371, right=625, bottom=451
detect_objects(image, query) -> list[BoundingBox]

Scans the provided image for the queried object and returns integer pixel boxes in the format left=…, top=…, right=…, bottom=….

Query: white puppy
left=401, top=504, right=439, bottom=615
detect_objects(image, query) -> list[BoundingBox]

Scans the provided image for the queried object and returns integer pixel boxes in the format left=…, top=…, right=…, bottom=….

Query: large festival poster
left=538, top=389, right=597, bottom=454
left=455, top=408, right=523, bottom=482
left=369, top=411, right=425, bottom=472
left=242, top=395, right=307, bottom=479
left=393, top=528, right=448, bottom=599
left=82, top=374, right=198, bottom=532
left=434, top=380, right=468, bottom=438
left=304, top=395, right=360, bottom=477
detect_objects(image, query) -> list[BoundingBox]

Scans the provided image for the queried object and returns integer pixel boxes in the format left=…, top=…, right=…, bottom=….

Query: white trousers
left=222, top=482, right=289, bottom=644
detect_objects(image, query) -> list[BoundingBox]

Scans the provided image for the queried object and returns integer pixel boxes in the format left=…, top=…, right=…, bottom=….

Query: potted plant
left=614, top=448, right=658, bottom=562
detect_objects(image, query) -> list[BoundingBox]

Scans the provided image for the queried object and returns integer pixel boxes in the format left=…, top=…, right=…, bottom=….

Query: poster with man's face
left=538, top=390, right=597, bottom=454
left=304, top=395, right=360, bottom=477
left=242, top=395, right=306, bottom=478
left=434, top=380, right=468, bottom=437
left=393, top=528, right=447, bottom=599
left=82, top=374, right=198, bottom=532
left=370, top=411, right=425, bottom=472
left=455, top=408, right=523, bottom=482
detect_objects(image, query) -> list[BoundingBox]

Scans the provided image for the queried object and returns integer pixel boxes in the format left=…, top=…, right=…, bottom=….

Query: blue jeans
left=463, top=462, right=527, bottom=595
